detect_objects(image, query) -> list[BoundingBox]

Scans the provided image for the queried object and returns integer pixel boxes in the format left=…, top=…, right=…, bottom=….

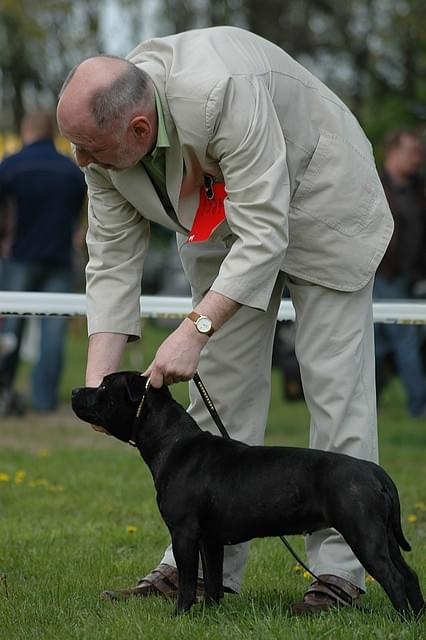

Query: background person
left=57, top=27, right=393, bottom=614
left=375, top=128, right=426, bottom=417
left=0, top=112, right=86, bottom=414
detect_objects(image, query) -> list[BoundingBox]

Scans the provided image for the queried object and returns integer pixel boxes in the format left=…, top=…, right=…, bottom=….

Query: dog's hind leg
left=200, top=538, right=224, bottom=605
left=171, top=532, right=200, bottom=615
left=341, top=523, right=411, bottom=616
left=387, top=533, right=425, bottom=617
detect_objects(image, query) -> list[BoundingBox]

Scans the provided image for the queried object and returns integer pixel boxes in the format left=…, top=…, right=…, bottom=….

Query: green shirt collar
left=151, top=89, right=170, bottom=159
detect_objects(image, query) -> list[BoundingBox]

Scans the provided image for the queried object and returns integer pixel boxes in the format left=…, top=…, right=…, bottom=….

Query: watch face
left=196, top=316, right=212, bottom=333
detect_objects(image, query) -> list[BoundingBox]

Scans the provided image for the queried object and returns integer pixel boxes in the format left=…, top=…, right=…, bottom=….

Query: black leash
left=192, top=371, right=355, bottom=607
left=192, top=372, right=230, bottom=439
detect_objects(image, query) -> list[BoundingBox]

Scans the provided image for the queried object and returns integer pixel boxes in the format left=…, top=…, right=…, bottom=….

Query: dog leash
left=192, top=372, right=230, bottom=439
left=192, top=371, right=356, bottom=607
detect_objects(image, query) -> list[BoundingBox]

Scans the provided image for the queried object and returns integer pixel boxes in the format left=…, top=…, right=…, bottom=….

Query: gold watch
left=187, top=311, right=214, bottom=336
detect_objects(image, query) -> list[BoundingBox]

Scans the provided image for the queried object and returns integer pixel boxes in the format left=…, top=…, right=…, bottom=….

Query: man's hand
left=144, top=290, right=241, bottom=388
left=144, top=319, right=209, bottom=387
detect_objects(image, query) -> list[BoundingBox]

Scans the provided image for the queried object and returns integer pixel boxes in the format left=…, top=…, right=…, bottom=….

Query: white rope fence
left=1, top=291, right=426, bottom=324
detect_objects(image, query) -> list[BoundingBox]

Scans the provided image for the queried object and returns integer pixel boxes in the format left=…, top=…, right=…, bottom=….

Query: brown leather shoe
left=100, top=563, right=205, bottom=601
left=290, top=574, right=362, bottom=615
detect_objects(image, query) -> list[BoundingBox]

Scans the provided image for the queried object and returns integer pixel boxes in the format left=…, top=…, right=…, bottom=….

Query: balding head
left=58, top=56, right=154, bottom=134
left=57, top=55, right=157, bottom=171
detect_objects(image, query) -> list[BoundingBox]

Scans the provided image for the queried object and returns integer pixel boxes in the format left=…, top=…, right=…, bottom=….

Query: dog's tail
left=382, top=469, right=411, bottom=552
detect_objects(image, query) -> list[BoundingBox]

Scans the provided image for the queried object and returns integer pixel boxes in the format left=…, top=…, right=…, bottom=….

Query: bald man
left=57, top=27, right=393, bottom=614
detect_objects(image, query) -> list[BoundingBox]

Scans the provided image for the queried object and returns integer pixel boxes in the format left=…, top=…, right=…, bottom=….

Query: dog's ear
left=125, top=375, right=147, bottom=402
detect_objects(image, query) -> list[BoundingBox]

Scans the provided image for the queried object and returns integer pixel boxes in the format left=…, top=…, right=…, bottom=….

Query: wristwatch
left=187, top=311, right=214, bottom=337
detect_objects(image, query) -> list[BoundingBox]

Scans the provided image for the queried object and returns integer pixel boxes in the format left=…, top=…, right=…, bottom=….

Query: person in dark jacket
left=0, top=112, right=86, bottom=414
left=375, top=128, right=426, bottom=417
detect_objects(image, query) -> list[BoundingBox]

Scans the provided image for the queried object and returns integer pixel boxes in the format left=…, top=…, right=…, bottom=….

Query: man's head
left=57, top=55, right=157, bottom=170
left=21, top=112, right=55, bottom=145
left=383, top=129, right=424, bottom=180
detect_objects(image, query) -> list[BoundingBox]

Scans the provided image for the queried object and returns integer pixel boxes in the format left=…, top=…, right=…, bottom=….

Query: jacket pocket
left=290, top=132, right=380, bottom=237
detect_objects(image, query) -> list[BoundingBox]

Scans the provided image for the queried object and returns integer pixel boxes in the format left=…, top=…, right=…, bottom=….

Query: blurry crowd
left=0, top=113, right=425, bottom=417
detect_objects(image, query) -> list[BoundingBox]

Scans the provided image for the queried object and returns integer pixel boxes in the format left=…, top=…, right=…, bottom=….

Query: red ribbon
left=188, top=182, right=227, bottom=243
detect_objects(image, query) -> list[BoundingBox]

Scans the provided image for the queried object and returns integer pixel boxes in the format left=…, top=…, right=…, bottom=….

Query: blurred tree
left=160, top=0, right=198, bottom=33
left=243, top=0, right=426, bottom=137
left=0, top=0, right=143, bottom=132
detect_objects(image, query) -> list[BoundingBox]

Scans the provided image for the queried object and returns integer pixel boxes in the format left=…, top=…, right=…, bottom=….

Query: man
left=57, top=27, right=393, bottom=613
left=0, top=112, right=86, bottom=413
left=375, top=129, right=426, bottom=417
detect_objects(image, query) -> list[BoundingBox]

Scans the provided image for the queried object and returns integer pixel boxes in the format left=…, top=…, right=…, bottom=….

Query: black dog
left=72, top=371, right=424, bottom=617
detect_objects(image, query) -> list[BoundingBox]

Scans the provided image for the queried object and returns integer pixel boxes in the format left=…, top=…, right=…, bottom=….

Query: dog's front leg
left=171, top=532, right=199, bottom=615
left=200, top=538, right=224, bottom=605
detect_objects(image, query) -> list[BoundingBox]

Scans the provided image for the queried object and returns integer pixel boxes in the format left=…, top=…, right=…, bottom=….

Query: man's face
left=392, top=135, right=423, bottom=177
left=69, top=127, right=146, bottom=171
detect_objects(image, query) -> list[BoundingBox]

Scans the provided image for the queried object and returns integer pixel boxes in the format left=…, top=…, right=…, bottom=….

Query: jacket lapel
left=109, top=164, right=185, bottom=234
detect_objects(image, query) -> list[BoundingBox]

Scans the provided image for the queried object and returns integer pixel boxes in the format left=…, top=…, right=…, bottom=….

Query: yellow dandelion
left=366, top=575, right=375, bottom=583
left=127, top=525, right=137, bottom=534
left=303, top=571, right=311, bottom=579
left=36, top=449, right=50, bottom=458
left=14, top=470, right=26, bottom=484
left=407, top=514, right=417, bottom=524
left=0, top=473, right=10, bottom=482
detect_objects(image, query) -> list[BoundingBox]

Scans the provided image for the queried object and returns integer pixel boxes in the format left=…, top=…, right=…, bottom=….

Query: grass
left=0, top=319, right=425, bottom=639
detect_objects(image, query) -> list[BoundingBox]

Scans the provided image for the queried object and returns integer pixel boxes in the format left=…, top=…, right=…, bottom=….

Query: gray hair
left=89, top=59, right=153, bottom=129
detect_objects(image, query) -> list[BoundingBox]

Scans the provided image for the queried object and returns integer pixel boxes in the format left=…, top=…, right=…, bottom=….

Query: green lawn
left=0, top=319, right=425, bottom=639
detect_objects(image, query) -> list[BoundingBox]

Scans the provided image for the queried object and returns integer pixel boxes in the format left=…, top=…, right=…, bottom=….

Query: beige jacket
left=84, top=26, right=393, bottom=338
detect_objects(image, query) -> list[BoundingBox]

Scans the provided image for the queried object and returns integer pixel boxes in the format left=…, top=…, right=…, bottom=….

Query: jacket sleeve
left=84, top=164, right=150, bottom=340
left=206, top=75, right=290, bottom=310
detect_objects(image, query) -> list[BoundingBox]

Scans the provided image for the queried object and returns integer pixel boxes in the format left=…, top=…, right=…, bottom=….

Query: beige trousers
left=161, top=240, right=378, bottom=593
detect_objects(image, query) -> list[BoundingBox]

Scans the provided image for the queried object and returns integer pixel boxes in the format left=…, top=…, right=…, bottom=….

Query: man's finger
left=149, top=368, right=164, bottom=388
left=142, top=362, right=153, bottom=378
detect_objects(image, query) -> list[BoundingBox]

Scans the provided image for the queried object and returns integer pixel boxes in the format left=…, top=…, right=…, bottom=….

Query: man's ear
left=129, top=115, right=152, bottom=142
left=125, top=375, right=147, bottom=402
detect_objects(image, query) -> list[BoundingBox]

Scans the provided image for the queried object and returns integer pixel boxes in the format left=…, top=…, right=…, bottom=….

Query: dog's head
left=72, top=371, right=149, bottom=443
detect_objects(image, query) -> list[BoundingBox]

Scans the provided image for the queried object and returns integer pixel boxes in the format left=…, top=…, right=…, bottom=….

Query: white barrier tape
left=0, top=292, right=426, bottom=324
